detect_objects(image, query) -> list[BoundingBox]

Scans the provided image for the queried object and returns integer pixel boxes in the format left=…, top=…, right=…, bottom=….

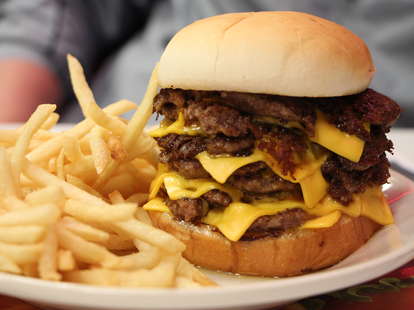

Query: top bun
left=158, top=11, right=375, bottom=97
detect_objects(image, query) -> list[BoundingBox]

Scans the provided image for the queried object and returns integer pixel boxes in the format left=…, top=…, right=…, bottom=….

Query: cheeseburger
left=143, top=11, right=401, bottom=277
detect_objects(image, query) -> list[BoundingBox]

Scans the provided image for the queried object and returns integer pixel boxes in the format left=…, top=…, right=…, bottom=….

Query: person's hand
left=0, top=59, right=61, bottom=122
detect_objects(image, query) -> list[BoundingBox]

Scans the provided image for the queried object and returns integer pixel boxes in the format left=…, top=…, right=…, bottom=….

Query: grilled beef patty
left=154, top=88, right=399, bottom=206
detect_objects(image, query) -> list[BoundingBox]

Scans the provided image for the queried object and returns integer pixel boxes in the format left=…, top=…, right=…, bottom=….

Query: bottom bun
left=149, top=211, right=381, bottom=277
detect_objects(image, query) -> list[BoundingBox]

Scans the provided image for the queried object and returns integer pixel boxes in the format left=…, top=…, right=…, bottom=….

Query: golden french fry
left=0, top=226, right=45, bottom=244
left=89, top=127, right=111, bottom=174
left=62, top=135, right=84, bottom=163
left=108, top=191, right=125, bottom=204
left=0, top=253, right=22, bottom=274
left=25, top=186, right=65, bottom=208
left=27, top=100, right=136, bottom=164
left=126, top=193, right=148, bottom=204
left=67, top=55, right=127, bottom=136
left=100, top=172, right=138, bottom=197
left=38, top=225, right=61, bottom=281
left=112, top=219, right=185, bottom=254
left=40, top=112, right=60, bottom=130
left=0, top=130, right=19, bottom=146
left=66, top=174, right=103, bottom=199
left=2, top=196, right=30, bottom=210
left=57, top=249, right=76, bottom=271
left=56, top=225, right=117, bottom=267
left=177, top=258, right=217, bottom=287
left=135, top=206, right=152, bottom=225
left=123, top=64, right=158, bottom=153
left=61, top=216, right=109, bottom=243
left=56, top=149, right=65, bottom=180
left=127, top=133, right=159, bottom=166
left=64, top=255, right=178, bottom=288
left=11, top=104, right=56, bottom=185
left=0, top=204, right=60, bottom=226
left=0, top=242, right=43, bottom=264
left=0, top=148, right=18, bottom=197
left=23, top=160, right=107, bottom=206
left=64, top=156, right=98, bottom=184
left=175, top=276, right=202, bottom=288
left=107, top=135, right=127, bottom=161
left=64, top=199, right=136, bottom=223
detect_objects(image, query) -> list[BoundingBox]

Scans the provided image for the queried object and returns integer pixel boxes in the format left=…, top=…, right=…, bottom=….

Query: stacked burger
left=143, top=11, right=401, bottom=277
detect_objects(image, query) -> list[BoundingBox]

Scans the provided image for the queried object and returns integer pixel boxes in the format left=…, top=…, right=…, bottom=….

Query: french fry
left=64, top=199, right=136, bottom=223
left=62, top=135, right=84, bottom=163
left=11, top=104, right=56, bottom=185
left=0, top=254, right=22, bottom=274
left=0, top=204, right=60, bottom=226
left=89, top=127, right=111, bottom=174
left=0, top=242, right=43, bottom=264
left=24, top=160, right=107, bottom=206
left=64, top=255, right=178, bottom=288
left=38, top=225, right=61, bottom=281
left=57, top=249, right=76, bottom=271
left=108, top=190, right=125, bottom=204
left=61, top=216, right=109, bottom=243
left=41, top=112, right=60, bottom=130
left=67, top=55, right=127, bottom=136
left=66, top=175, right=103, bottom=199
left=107, top=135, right=127, bottom=161
left=2, top=196, right=30, bottom=210
left=123, top=64, right=159, bottom=153
left=56, top=149, right=65, bottom=180
left=26, top=100, right=136, bottom=164
left=112, top=219, right=185, bottom=254
left=177, top=258, right=217, bottom=287
left=56, top=225, right=117, bottom=267
left=25, top=186, right=65, bottom=208
left=0, top=148, right=18, bottom=197
left=0, top=226, right=45, bottom=244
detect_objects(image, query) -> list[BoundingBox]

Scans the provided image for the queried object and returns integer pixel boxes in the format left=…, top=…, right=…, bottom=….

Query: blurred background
left=0, top=0, right=413, bottom=126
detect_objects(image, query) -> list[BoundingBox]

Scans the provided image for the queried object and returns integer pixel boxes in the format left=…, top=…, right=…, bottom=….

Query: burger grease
left=143, top=11, right=401, bottom=277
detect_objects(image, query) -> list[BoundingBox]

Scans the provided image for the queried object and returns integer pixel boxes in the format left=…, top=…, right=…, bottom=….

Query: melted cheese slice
left=196, top=149, right=328, bottom=207
left=203, top=200, right=304, bottom=241
left=144, top=170, right=393, bottom=241
left=311, top=111, right=365, bottom=162
left=144, top=187, right=392, bottom=241
left=149, top=112, right=202, bottom=137
left=301, top=211, right=341, bottom=229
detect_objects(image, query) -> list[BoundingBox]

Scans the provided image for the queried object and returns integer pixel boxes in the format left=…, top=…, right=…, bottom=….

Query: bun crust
left=159, top=11, right=375, bottom=97
left=149, top=211, right=381, bottom=277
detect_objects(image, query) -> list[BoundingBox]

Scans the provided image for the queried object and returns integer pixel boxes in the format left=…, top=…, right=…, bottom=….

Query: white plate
left=0, top=170, right=413, bottom=310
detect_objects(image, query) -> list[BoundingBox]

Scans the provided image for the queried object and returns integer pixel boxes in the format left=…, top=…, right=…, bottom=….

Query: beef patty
left=154, top=88, right=399, bottom=206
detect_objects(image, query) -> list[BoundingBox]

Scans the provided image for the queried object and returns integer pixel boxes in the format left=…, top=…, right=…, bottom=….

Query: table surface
left=0, top=126, right=412, bottom=310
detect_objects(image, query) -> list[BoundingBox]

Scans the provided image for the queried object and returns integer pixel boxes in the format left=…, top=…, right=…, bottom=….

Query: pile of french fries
left=0, top=55, right=214, bottom=288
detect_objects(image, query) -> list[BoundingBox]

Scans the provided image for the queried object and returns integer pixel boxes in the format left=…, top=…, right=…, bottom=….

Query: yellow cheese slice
left=202, top=200, right=305, bottom=242
left=163, top=173, right=241, bottom=201
left=149, top=112, right=202, bottom=137
left=299, top=168, right=329, bottom=208
left=195, top=149, right=328, bottom=207
left=301, top=211, right=341, bottom=229
left=311, top=111, right=365, bottom=162
left=360, top=187, right=394, bottom=225
left=142, top=198, right=170, bottom=213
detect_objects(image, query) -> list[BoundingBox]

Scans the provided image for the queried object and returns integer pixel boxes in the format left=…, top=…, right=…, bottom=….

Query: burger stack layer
left=146, top=88, right=400, bottom=242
